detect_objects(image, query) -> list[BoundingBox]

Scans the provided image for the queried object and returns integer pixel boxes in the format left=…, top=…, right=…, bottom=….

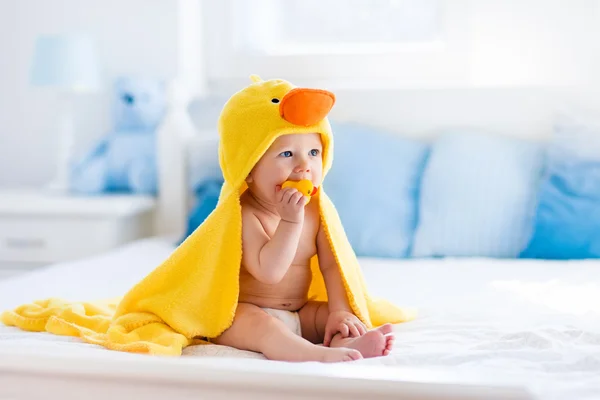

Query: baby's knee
left=213, top=303, right=273, bottom=350
left=235, top=303, right=274, bottom=328
left=234, top=304, right=284, bottom=343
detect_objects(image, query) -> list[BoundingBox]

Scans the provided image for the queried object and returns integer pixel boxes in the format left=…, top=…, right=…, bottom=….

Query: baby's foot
left=320, top=347, right=363, bottom=363
left=343, top=323, right=395, bottom=358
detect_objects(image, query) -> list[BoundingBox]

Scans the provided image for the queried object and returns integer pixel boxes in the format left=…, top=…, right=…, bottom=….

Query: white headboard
left=152, top=82, right=594, bottom=238
left=153, top=82, right=217, bottom=238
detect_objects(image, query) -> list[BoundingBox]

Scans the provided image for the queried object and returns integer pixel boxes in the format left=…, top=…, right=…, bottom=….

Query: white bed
left=3, top=83, right=600, bottom=399
left=1, top=236, right=599, bottom=399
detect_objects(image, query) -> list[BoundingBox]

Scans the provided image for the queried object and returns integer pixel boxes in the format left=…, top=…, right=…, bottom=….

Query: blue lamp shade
left=30, top=35, right=101, bottom=92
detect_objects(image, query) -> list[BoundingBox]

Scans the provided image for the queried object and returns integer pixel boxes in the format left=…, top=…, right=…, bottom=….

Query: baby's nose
left=294, top=164, right=310, bottom=173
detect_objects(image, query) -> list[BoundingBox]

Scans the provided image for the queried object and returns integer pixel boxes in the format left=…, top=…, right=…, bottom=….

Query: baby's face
left=247, top=133, right=323, bottom=202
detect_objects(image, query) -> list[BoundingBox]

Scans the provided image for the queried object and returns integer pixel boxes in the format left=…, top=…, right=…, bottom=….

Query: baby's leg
left=298, top=302, right=395, bottom=358
left=213, top=303, right=361, bottom=362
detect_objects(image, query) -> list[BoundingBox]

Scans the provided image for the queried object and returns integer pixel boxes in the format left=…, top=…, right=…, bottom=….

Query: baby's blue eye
left=310, top=149, right=320, bottom=156
left=279, top=151, right=293, bottom=158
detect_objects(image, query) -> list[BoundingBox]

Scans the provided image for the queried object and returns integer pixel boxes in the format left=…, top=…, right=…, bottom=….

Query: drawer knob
left=5, top=237, right=47, bottom=249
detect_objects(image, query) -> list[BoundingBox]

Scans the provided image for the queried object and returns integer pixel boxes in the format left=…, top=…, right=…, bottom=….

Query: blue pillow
left=411, top=131, right=544, bottom=258
left=325, top=122, right=429, bottom=258
left=521, top=114, right=600, bottom=259
left=182, top=179, right=223, bottom=241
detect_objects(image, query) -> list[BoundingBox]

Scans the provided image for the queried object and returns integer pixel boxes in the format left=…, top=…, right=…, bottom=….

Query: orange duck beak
left=279, top=88, right=335, bottom=126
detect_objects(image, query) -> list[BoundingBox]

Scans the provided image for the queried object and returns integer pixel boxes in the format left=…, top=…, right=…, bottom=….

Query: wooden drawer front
left=0, top=216, right=122, bottom=264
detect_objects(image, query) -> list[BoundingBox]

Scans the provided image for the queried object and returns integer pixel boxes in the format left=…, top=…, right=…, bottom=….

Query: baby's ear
left=245, top=173, right=254, bottom=183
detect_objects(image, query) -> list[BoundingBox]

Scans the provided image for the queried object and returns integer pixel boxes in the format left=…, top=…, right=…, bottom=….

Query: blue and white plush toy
left=70, top=76, right=166, bottom=195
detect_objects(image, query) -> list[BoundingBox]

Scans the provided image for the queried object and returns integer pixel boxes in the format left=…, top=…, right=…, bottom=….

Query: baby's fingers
left=323, top=329, right=338, bottom=347
left=295, top=194, right=308, bottom=206
left=323, top=327, right=335, bottom=347
left=290, top=191, right=304, bottom=205
left=337, top=323, right=350, bottom=338
left=348, top=323, right=361, bottom=338
left=281, top=188, right=296, bottom=203
left=357, top=322, right=367, bottom=336
left=277, top=187, right=289, bottom=202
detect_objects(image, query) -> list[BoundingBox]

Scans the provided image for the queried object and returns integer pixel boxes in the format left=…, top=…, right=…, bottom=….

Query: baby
left=214, top=131, right=395, bottom=362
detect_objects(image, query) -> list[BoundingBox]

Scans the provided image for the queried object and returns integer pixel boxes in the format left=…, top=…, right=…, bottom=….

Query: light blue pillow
left=325, top=122, right=429, bottom=258
left=521, top=113, right=600, bottom=259
left=411, top=131, right=544, bottom=258
left=179, top=178, right=223, bottom=244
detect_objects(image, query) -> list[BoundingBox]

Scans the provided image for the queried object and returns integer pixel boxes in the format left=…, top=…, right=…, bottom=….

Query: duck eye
left=271, top=98, right=280, bottom=104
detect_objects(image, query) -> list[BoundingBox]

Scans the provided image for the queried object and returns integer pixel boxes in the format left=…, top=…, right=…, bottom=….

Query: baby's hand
left=323, top=310, right=368, bottom=347
left=276, top=186, right=307, bottom=224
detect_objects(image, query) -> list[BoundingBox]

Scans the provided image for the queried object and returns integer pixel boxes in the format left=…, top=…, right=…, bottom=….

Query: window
left=203, top=0, right=470, bottom=88
left=232, top=0, right=441, bottom=55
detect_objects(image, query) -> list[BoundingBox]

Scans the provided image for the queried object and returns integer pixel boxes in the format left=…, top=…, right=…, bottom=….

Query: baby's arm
left=242, top=188, right=306, bottom=284
left=317, top=224, right=367, bottom=345
left=316, top=225, right=351, bottom=312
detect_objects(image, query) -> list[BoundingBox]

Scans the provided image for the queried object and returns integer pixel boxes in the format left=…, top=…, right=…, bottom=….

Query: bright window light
left=232, top=0, right=441, bottom=55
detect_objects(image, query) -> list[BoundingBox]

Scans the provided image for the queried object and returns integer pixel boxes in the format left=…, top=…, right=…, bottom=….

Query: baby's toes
left=344, top=349, right=363, bottom=361
left=383, top=336, right=395, bottom=356
left=378, top=323, right=394, bottom=336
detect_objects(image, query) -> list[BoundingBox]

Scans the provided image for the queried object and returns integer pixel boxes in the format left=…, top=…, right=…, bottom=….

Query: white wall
left=1, top=0, right=600, bottom=187
left=469, top=0, right=600, bottom=88
left=0, top=0, right=177, bottom=187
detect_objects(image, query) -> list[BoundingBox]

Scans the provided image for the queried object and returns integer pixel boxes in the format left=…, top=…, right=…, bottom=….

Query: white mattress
left=1, top=237, right=600, bottom=400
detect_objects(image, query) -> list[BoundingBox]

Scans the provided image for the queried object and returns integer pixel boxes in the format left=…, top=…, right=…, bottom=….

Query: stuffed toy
left=70, top=76, right=166, bottom=195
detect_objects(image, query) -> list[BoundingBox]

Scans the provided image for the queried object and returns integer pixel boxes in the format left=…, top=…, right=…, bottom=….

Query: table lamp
left=30, top=34, right=101, bottom=192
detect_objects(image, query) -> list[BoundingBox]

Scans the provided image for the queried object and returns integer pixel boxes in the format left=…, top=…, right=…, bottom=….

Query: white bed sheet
left=1, top=237, right=600, bottom=400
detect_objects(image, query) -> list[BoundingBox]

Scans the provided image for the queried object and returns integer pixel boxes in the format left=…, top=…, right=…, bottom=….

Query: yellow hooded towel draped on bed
left=1, top=76, right=415, bottom=356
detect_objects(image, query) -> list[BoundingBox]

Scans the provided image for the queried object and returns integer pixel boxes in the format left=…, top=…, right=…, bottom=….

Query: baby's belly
left=239, top=264, right=312, bottom=311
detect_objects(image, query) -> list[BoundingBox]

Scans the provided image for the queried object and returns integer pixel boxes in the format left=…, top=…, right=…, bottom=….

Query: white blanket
left=1, top=237, right=599, bottom=400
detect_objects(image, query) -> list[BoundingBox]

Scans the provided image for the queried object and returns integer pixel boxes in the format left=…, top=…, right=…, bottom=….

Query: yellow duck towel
left=1, top=76, right=415, bottom=356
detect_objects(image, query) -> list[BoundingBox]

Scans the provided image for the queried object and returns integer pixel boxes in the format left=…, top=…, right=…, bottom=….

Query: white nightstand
left=0, top=189, right=156, bottom=279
